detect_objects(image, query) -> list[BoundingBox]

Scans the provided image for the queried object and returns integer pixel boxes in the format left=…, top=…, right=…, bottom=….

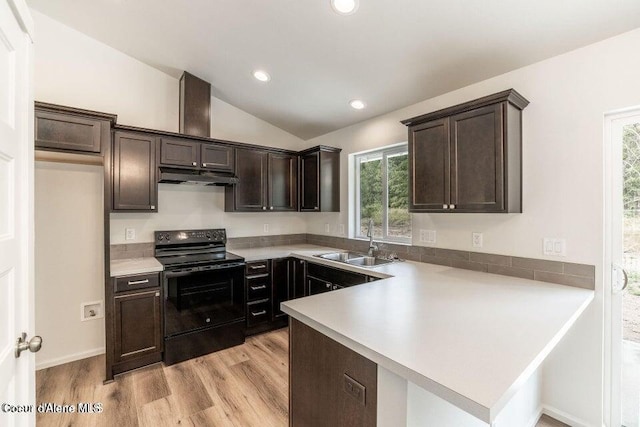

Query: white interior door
left=0, top=1, right=34, bottom=426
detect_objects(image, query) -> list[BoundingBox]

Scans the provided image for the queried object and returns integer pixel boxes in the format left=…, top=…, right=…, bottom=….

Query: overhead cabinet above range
left=402, top=89, right=529, bottom=213
left=159, top=137, right=234, bottom=172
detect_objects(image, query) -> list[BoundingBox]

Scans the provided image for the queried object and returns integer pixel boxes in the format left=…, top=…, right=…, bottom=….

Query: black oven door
left=163, top=263, right=245, bottom=338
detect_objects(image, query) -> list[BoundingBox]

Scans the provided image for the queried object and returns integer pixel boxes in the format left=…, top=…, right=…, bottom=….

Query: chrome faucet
left=366, top=218, right=378, bottom=257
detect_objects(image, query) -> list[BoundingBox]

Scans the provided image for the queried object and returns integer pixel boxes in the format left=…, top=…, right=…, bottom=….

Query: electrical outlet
left=125, top=228, right=135, bottom=240
left=343, top=374, right=366, bottom=405
left=338, top=224, right=345, bottom=235
left=263, top=223, right=269, bottom=233
left=543, top=238, right=566, bottom=256
left=420, top=229, right=436, bottom=244
left=472, top=232, right=483, bottom=248
left=325, top=223, right=330, bottom=233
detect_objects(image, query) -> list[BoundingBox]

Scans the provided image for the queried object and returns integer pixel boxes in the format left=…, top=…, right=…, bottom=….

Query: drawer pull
left=202, top=163, right=207, bottom=167
left=250, top=285, right=267, bottom=291
left=251, top=310, right=267, bottom=317
left=249, top=264, right=267, bottom=270
left=192, top=161, right=197, bottom=166
left=326, top=283, right=331, bottom=288
left=128, top=279, right=149, bottom=285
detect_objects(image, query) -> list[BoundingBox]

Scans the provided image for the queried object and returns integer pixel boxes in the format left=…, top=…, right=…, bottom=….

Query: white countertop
left=110, top=257, right=164, bottom=277
left=236, top=244, right=594, bottom=423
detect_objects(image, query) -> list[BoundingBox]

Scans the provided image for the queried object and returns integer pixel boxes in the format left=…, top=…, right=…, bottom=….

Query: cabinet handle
left=449, top=204, right=455, bottom=209
left=270, top=206, right=274, bottom=210
left=250, top=285, right=267, bottom=290
left=442, top=204, right=448, bottom=209
left=250, top=264, right=267, bottom=269
left=326, top=283, right=331, bottom=288
left=192, top=161, right=197, bottom=166
left=251, top=310, right=267, bottom=317
left=155, top=292, right=160, bottom=297
left=128, top=279, right=149, bottom=285
left=300, top=260, right=305, bottom=264
left=150, top=205, right=156, bottom=210
left=202, top=163, right=207, bottom=167
left=314, top=206, right=319, bottom=209
left=262, top=206, right=266, bottom=210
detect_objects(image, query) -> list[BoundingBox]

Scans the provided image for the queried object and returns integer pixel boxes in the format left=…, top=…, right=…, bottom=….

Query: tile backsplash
left=111, top=233, right=595, bottom=290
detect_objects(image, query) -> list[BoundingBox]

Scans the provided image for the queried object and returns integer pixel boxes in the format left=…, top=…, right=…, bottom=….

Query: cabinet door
left=231, top=148, right=268, bottom=211
left=114, top=289, right=162, bottom=363
left=292, top=259, right=307, bottom=299
left=35, top=110, right=104, bottom=153
left=272, top=258, right=291, bottom=321
left=201, top=144, right=234, bottom=172
left=307, top=275, right=332, bottom=295
left=319, top=150, right=340, bottom=212
left=409, top=118, right=450, bottom=212
left=113, top=131, right=158, bottom=211
left=300, top=152, right=319, bottom=211
left=268, top=153, right=298, bottom=211
left=159, top=137, right=199, bottom=167
left=450, top=104, right=504, bottom=212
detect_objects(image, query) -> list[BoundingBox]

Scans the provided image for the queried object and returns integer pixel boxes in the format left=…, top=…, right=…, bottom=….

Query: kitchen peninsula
left=268, top=247, right=595, bottom=427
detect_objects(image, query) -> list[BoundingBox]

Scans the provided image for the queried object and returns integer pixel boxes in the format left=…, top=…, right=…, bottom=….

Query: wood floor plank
left=35, top=327, right=562, bottom=427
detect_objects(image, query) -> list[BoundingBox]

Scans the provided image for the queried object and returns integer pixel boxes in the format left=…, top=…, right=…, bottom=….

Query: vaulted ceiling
left=27, top=0, right=640, bottom=139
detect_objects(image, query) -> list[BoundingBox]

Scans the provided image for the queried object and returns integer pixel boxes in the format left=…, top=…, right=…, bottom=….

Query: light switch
left=420, top=229, right=436, bottom=244
left=263, top=223, right=269, bottom=233
left=125, top=228, right=135, bottom=240
left=543, top=238, right=566, bottom=256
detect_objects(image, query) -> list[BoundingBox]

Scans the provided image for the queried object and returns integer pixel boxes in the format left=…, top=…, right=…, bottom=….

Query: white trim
left=36, top=347, right=105, bottom=370
left=526, top=406, right=543, bottom=427
left=542, top=404, right=594, bottom=427
left=7, top=0, right=34, bottom=40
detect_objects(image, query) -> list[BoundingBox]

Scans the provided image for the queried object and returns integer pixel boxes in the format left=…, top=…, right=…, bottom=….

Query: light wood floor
left=36, top=328, right=567, bottom=427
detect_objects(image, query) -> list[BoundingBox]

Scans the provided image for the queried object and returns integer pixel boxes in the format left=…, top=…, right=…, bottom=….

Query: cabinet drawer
left=307, top=262, right=368, bottom=287
left=115, top=273, right=160, bottom=293
left=246, top=260, right=269, bottom=276
left=247, top=275, right=271, bottom=301
left=247, top=300, right=271, bottom=327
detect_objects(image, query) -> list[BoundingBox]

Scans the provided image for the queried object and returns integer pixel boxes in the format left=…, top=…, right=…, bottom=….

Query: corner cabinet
left=402, top=89, right=529, bottom=213
left=112, top=131, right=158, bottom=212
left=299, top=146, right=341, bottom=212
left=225, top=147, right=297, bottom=212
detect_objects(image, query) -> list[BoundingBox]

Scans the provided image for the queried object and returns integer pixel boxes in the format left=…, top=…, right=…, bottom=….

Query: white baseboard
left=36, top=347, right=105, bottom=370
left=542, top=405, right=593, bottom=427
left=527, top=406, right=544, bottom=427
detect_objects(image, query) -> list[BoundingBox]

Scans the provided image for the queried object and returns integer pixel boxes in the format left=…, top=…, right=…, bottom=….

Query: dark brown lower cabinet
left=290, top=319, right=377, bottom=427
left=111, top=274, right=163, bottom=376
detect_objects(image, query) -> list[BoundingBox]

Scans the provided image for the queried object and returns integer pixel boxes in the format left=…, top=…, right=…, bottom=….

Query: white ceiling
left=27, top=0, right=640, bottom=140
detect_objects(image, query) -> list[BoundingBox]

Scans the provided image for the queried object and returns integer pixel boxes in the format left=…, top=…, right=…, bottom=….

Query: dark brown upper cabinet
left=159, top=137, right=234, bottom=172
left=402, top=89, right=529, bottom=213
left=34, top=102, right=116, bottom=155
left=226, top=148, right=297, bottom=212
left=299, top=146, right=341, bottom=212
left=112, top=131, right=158, bottom=212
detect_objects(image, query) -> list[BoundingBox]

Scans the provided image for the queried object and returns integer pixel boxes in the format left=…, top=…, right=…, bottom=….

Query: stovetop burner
left=154, top=228, right=244, bottom=269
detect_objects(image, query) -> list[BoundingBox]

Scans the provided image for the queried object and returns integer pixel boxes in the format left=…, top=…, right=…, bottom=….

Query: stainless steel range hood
left=158, top=167, right=239, bottom=186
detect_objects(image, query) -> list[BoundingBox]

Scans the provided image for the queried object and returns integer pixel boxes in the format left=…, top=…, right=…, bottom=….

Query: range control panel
left=154, top=229, right=227, bottom=245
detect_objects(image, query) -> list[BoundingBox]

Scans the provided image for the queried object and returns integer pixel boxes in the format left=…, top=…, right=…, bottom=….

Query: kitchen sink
left=317, top=252, right=366, bottom=262
left=315, top=252, right=396, bottom=268
left=345, top=256, right=393, bottom=267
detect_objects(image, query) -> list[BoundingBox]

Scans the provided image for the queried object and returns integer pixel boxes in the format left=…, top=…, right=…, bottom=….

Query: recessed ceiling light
left=253, top=70, right=271, bottom=82
left=331, top=0, right=359, bottom=15
left=350, top=99, right=366, bottom=110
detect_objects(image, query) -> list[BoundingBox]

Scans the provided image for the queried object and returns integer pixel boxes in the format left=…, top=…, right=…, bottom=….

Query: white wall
left=304, top=28, right=640, bottom=426
left=34, top=162, right=105, bottom=369
left=32, top=9, right=307, bottom=245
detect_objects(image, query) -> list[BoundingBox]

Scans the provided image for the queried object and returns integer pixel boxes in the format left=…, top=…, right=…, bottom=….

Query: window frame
left=354, top=143, right=411, bottom=244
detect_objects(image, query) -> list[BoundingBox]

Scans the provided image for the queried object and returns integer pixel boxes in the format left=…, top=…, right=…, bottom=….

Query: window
left=354, top=144, right=411, bottom=243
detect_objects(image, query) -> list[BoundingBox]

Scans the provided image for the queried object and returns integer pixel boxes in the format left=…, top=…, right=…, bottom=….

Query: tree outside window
left=355, top=145, right=411, bottom=243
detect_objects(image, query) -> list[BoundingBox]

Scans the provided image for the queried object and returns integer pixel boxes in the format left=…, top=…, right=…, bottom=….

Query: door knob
left=15, top=333, right=42, bottom=358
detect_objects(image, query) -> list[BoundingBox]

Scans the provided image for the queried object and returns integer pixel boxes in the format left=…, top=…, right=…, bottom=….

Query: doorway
left=606, top=110, right=640, bottom=427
